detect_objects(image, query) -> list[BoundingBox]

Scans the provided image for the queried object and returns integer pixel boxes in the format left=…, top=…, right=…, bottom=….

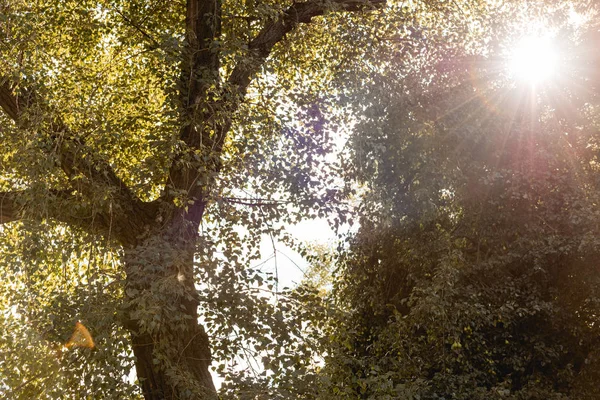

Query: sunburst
left=509, top=35, right=559, bottom=84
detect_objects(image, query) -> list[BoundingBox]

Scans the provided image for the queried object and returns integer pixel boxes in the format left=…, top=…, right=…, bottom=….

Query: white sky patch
left=258, top=218, right=336, bottom=289
left=288, top=218, right=336, bottom=243
left=568, top=7, right=588, bottom=28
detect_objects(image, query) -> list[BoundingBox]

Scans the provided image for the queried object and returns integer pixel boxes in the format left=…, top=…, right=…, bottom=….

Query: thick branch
left=0, top=79, right=157, bottom=246
left=0, top=188, right=159, bottom=245
left=220, top=0, right=385, bottom=156
left=1, top=190, right=98, bottom=231
left=186, top=0, right=222, bottom=100
left=228, top=0, right=385, bottom=96
left=159, top=0, right=224, bottom=229
left=51, top=130, right=159, bottom=246
left=0, top=79, right=129, bottom=192
left=0, top=191, right=20, bottom=224
left=54, top=130, right=134, bottom=199
left=0, top=80, right=20, bottom=120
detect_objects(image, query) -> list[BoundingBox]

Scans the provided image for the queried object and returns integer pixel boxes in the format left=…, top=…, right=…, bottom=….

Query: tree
left=0, top=0, right=396, bottom=398
left=323, top=6, right=600, bottom=398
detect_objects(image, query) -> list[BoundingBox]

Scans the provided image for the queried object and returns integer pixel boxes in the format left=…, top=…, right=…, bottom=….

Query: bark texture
left=123, top=218, right=216, bottom=399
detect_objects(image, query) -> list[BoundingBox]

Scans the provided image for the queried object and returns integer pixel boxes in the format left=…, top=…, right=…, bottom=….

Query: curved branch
left=0, top=78, right=158, bottom=246
left=0, top=78, right=128, bottom=190
left=228, top=0, right=385, bottom=96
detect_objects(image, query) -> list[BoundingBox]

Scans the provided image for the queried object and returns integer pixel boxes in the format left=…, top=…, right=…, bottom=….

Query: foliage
left=0, top=223, right=140, bottom=398
left=2, top=0, right=598, bottom=398
left=323, top=6, right=600, bottom=399
left=0, top=0, right=440, bottom=397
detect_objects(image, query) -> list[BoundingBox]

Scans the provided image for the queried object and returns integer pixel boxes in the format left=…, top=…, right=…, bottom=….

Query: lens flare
left=509, top=36, right=558, bottom=84
left=65, top=321, right=95, bottom=349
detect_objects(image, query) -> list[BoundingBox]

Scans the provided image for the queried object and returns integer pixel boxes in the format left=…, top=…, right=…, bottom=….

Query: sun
left=509, top=36, right=558, bottom=84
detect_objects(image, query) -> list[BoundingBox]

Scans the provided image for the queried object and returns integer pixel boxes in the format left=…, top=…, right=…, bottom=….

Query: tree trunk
left=122, top=216, right=216, bottom=400
left=129, top=325, right=215, bottom=400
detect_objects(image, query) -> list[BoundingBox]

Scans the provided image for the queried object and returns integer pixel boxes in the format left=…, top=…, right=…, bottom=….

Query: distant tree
left=324, top=9, right=600, bottom=399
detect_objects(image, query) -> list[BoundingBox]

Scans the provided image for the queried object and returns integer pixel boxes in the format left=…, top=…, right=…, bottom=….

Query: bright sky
left=258, top=218, right=335, bottom=288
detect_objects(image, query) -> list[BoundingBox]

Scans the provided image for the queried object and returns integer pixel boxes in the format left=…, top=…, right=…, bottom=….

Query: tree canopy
left=1, top=0, right=600, bottom=399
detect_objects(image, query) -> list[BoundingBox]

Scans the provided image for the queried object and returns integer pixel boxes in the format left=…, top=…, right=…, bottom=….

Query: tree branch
left=0, top=191, right=20, bottom=224
left=113, top=7, right=161, bottom=50
left=217, top=0, right=385, bottom=156
left=167, top=0, right=384, bottom=223
left=0, top=79, right=21, bottom=121
left=0, top=188, right=159, bottom=245
left=219, top=196, right=291, bottom=207
left=186, top=0, right=222, bottom=97
left=0, top=78, right=130, bottom=194
left=0, top=78, right=158, bottom=246
left=228, top=0, right=385, bottom=96
left=1, top=189, right=100, bottom=232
